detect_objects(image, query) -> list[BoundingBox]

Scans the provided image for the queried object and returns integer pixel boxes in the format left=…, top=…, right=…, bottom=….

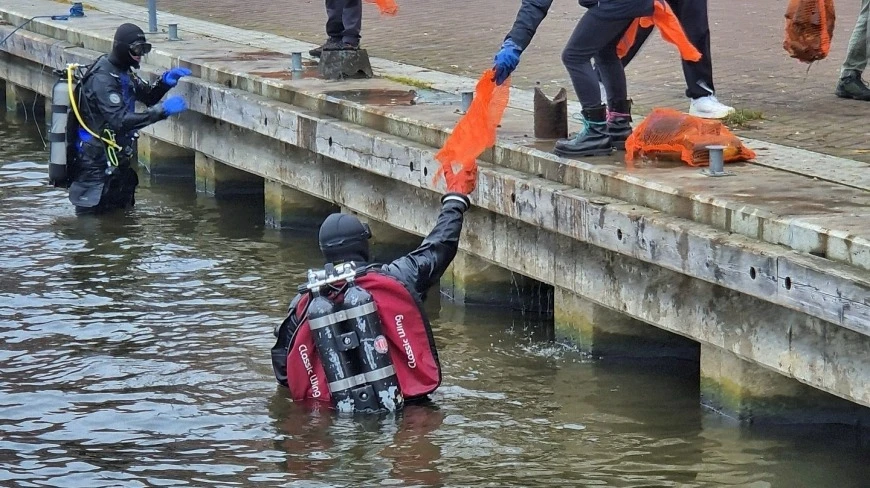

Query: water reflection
left=269, top=393, right=446, bottom=487
left=1, top=110, right=870, bottom=487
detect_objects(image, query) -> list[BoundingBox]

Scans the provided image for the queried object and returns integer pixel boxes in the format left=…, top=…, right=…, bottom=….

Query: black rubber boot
left=554, top=104, right=612, bottom=157
left=607, top=99, right=633, bottom=151
left=836, top=72, right=870, bottom=101
left=309, top=38, right=341, bottom=57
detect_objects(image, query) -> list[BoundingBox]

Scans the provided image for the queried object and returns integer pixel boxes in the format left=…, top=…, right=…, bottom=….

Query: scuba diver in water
left=66, top=23, right=190, bottom=214
left=271, top=191, right=471, bottom=414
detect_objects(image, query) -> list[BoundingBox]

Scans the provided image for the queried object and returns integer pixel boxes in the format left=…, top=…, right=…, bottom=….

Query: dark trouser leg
left=325, top=0, right=345, bottom=40
left=557, top=13, right=632, bottom=156
left=97, top=166, right=139, bottom=211
left=618, top=23, right=655, bottom=68
left=69, top=146, right=108, bottom=213
left=596, top=41, right=629, bottom=108
left=674, top=0, right=714, bottom=99
left=116, top=166, right=139, bottom=208
left=562, top=11, right=633, bottom=108
left=342, top=0, right=362, bottom=46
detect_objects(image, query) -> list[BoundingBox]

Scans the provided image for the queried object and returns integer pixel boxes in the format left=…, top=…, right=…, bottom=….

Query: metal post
left=147, top=0, right=158, bottom=34
left=701, top=145, right=734, bottom=177
left=290, top=52, right=303, bottom=72
left=168, top=23, right=179, bottom=41
left=460, top=91, right=473, bottom=113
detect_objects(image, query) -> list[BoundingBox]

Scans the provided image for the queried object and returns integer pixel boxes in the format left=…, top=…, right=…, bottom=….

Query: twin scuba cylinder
left=302, top=262, right=404, bottom=414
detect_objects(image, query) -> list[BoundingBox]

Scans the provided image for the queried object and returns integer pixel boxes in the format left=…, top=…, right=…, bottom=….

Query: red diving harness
left=285, top=263, right=441, bottom=413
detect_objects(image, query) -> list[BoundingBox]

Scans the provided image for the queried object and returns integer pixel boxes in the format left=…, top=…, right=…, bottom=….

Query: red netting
left=365, top=0, right=398, bottom=16
left=624, top=108, right=756, bottom=167
left=434, top=69, right=511, bottom=194
left=784, top=0, right=836, bottom=63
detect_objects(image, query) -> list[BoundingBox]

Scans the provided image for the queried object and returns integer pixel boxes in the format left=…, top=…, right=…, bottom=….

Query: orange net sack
left=783, top=0, right=835, bottom=63
left=624, top=108, right=756, bottom=167
left=617, top=0, right=701, bottom=62
left=365, top=0, right=398, bottom=16
left=434, top=69, right=511, bottom=195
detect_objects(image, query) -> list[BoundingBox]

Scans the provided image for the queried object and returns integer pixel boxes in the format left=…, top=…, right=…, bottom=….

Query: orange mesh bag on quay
left=624, top=108, right=755, bottom=167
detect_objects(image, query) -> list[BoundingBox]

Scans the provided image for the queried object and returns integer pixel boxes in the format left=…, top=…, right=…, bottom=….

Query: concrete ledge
left=2, top=34, right=869, bottom=339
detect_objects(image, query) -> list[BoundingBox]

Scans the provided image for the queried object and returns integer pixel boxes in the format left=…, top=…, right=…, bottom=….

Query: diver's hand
left=441, top=192, right=471, bottom=213
left=161, top=67, right=192, bottom=87
left=161, top=96, right=188, bottom=117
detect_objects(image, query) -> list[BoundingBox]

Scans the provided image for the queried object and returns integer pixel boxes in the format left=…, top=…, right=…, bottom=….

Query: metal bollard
left=290, top=52, right=303, bottom=72
left=147, top=0, right=158, bottom=34
left=168, top=23, right=180, bottom=41
left=460, top=91, right=474, bottom=113
left=700, top=145, right=734, bottom=177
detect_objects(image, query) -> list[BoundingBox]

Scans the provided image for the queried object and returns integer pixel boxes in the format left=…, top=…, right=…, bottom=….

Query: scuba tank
left=47, top=70, right=72, bottom=188
left=342, top=277, right=403, bottom=412
left=304, top=263, right=380, bottom=413
left=48, top=63, right=90, bottom=189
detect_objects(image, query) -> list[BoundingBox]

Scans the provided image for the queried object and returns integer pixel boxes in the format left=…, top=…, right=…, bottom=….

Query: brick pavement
left=124, top=0, right=870, bottom=163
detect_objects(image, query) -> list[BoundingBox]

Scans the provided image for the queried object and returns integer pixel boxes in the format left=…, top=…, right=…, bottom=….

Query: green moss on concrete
left=382, top=75, right=433, bottom=90
left=701, top=375, right=868, bottom=425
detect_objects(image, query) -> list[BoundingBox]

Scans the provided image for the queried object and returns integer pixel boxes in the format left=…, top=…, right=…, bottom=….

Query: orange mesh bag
left=618, top=0, right=701, bottom=62
left=434, top=69, right=511, bottom=194
left=365, top=0, right=398, bottom=16
left=784, top=0, right=836, bottom=63
left=624, top=108, right=756, bottom=167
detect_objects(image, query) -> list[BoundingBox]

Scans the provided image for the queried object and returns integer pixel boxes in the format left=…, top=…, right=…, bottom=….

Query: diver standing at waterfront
left=66, top=23, right=190, bottom=214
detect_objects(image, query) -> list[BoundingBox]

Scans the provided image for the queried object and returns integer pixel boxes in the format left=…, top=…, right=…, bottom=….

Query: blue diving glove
left=493, top=39, right=522, bottom=86
left=161, top=96, right=188, bottom=116
left=161, top=67, right=192, bottom=87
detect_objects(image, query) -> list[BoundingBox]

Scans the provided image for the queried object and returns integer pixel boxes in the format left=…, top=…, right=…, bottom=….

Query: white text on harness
left=394, top=314, right=417, bottom=369
left=298, top=344, right=322, bottom=397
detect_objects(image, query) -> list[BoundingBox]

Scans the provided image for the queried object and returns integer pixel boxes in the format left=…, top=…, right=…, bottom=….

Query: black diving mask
left=129, top=41, right=152, bottom=56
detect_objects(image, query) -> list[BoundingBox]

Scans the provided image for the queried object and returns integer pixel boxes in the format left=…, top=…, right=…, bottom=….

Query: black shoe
left=554, top=104, right=612, bottom=157
left=836, top=72, right=870, bottom=101
left=309, top=39, right=341, bottom=58
left=606, top=99, right=633, bottom=151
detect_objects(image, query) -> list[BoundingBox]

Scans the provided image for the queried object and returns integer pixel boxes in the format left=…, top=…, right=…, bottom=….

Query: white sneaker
left=689, top=95, right=736, bottom=119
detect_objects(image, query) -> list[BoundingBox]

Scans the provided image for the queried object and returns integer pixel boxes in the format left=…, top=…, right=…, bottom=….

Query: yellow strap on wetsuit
left=66, top=64, right=123, bottom=166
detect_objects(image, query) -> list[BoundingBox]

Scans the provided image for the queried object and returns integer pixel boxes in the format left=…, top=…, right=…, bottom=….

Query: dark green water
left=1, top=108, right=868, bottom=487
